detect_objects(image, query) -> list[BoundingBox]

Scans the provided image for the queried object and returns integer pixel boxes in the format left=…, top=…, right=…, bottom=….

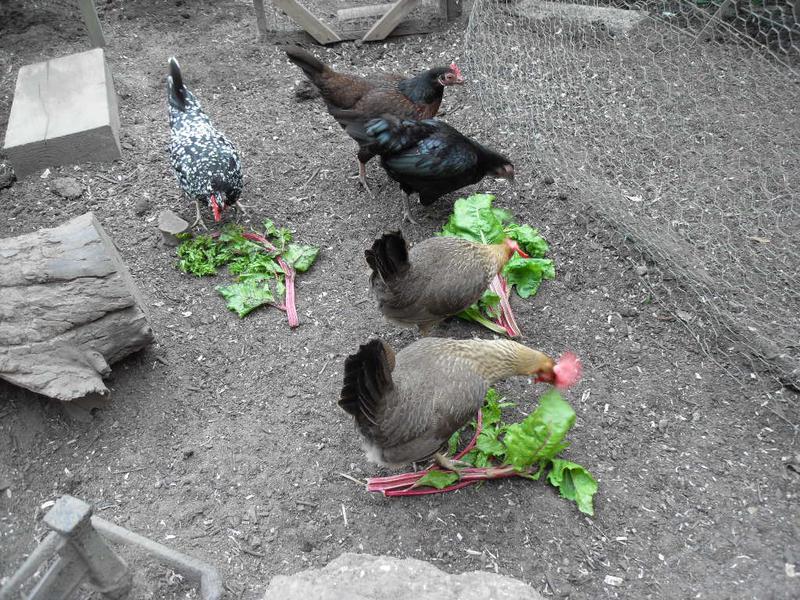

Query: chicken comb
left=553, top=352, right=582, bottom=390
left=449, top=62, right=463, bottom=79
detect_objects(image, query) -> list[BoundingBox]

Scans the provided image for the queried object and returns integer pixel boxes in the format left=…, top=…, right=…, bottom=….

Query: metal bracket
left=0, top=495, right=222, bottom=600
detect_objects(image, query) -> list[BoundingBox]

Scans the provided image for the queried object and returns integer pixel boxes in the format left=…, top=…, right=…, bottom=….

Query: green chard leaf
left=439, top=194, right=506, bottom=244
left=476, top=428, right=506, bottom=459
left=457, top=305, right=509, bottom=335
left=282, top=243, right=319, bottom=273
left=502, top=255, right=556, bottom=299
left=264, top=219, right=293, bottom=251
left=503, top=390, right=576, bottom=470
left=547, top=459, right=598, bottom=516
left=504, top=223, right=549, bottom=258
left=447, top=430, right=461, bottom=456
left=216, top=279, right=275, bottom=318
left=177, top=234, right=228, bottom=276
left=416, top=470, right=460, bottom=490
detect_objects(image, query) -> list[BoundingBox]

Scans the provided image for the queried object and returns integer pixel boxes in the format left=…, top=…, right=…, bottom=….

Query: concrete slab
left=3, top=48, right=121, bottom=178
left=511, top=0, right=649, bottom=36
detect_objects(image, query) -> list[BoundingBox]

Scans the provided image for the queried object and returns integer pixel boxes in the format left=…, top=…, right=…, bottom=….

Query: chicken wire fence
left=465, top=0, right=800, bottom=387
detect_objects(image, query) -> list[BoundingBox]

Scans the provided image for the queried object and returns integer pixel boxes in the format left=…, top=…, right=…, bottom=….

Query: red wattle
left=553, top=352, right=582, bottom=389
left=210, top=194, right=222, bottom=222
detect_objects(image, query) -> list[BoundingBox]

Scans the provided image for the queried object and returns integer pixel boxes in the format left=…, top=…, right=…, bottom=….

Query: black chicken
left=332, top=111, right=514, bottom=223
left=167, top=57, right=244, bottom=228
left=285, top=47, right=464, bottom=193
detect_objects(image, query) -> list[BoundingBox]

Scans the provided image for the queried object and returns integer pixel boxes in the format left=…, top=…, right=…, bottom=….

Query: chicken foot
left=433, top=452, right=472, bottom=473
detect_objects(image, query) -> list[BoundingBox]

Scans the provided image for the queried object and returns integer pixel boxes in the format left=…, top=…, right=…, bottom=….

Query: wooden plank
left=334, top=17, right=443, bottom=41
left=338, top=4, right=390, bottom=21
left=445, top=0, right=462, bottom=19
left=78, top=0, right=106, bottom=47
left=253, top=0, right=269, bottom=40
left=4, top=49, right=121, bottom=178
left=362, top=0, right=420, bottom=42
left=273, top=0, right=342, bottom=45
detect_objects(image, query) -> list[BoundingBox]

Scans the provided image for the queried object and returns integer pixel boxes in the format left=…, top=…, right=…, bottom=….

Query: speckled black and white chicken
left=166, top=57, right=244, bottom=228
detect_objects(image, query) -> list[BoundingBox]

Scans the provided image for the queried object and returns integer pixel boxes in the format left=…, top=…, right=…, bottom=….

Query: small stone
left=158, top=209, right=189, bottom=246
left=134, top=196, right=149, bottom=216
left=542, top=175, right=555, bottom=185
left=657, top=418, right=669, bottom=432
left=604, top=575, right=624, bottom=587
left=635, top=265, right=648, bottom=276
left=50, top=176, right=83, bottom=199
left=0, top=163, right=16, bottom=190
left=676, top=310, right=693, bottom=322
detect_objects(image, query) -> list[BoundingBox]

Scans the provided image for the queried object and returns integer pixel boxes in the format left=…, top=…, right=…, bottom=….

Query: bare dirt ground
left=1, top=1, right=798, bottom=599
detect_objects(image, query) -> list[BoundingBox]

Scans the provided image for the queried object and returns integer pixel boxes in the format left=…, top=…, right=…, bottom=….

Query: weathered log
left=0, top=212, right=154, bottom=401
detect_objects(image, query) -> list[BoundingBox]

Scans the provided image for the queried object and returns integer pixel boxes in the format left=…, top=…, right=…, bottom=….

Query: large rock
left=263, top=553, right=543, bottom=600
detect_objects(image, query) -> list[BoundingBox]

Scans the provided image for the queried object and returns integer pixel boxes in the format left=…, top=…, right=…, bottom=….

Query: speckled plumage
left=167, top=58, right=242, bottom=216
left=339, top=338, right=555, bottom=467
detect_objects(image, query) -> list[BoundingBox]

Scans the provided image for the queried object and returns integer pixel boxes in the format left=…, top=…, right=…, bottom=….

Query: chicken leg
left=233, top=201, right=250, bottom=223
left=358, top=161, right=373, bottom=197
left=191, top=198, right=208, bottom=231
left=401, top=194, right=419, bottom=225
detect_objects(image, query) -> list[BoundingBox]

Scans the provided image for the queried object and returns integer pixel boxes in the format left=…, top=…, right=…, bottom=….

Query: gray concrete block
left=3, top=48, right=121, bottom=179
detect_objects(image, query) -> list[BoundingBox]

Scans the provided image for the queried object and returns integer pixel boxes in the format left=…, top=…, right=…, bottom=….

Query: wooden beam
left=445, top=0, right=462, bottom=20
left=362, top=0, right=420, bottom=42
left=78, top=0, right=106, bottom=47
left=338, top=4, right=390, bottom=21
left=273, top=0, right=342, bottom=45
left=253, top=0, right=269, bottom=40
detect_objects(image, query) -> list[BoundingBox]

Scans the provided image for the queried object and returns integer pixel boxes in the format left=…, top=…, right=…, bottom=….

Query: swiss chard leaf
left=216, top=278, right=275, bottom=318
left=263, top=219, right=293, bottom=252
left=476, top=428, right=506, bottom=459
left=503, top=390, right=576, bottom=470
left=502, top=255, right=556, bottom=299
left=177, top=234, right=228, bottom=276
left=504, top=223, right=549, bottom=258
left=439, top=194, right=507, bottom=244
left=547, top=459, right=598, bottom=516
left=282, top=243, right=320, bottom=273
left=416, top=470, right=460, bottom=490
left=447, top=430, right=461, bottom=456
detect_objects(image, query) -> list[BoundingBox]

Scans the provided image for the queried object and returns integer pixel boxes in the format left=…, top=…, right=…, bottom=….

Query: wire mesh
left=465, top=0, right=800, bottom=386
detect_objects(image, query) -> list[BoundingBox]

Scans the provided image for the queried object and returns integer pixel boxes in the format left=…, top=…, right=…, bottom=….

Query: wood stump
left=0, top=213, right=154, bottom=401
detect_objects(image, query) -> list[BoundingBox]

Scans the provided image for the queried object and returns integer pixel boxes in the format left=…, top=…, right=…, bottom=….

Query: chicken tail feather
left=365, top=231, right=410, bottom=284
left=340, top=340, right=395, bottom=425
left=285, top=46, right=329, bottom=84
left=167, top=57, right=187, bottom=110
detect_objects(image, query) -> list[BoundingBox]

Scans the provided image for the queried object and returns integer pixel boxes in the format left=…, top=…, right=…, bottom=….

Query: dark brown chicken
left=366, top=232, right=526, bottom=334
left=285, top=47, right=464, bottom=191
left=339, top=337, right=556, bottom=468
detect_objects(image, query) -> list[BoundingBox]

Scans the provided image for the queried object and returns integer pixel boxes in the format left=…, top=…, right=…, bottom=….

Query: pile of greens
left=438, top=193, right=555, bottom=336
left=176, top=221, right=318, bottom=323
left=367, top=389, right=597, bottom=515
